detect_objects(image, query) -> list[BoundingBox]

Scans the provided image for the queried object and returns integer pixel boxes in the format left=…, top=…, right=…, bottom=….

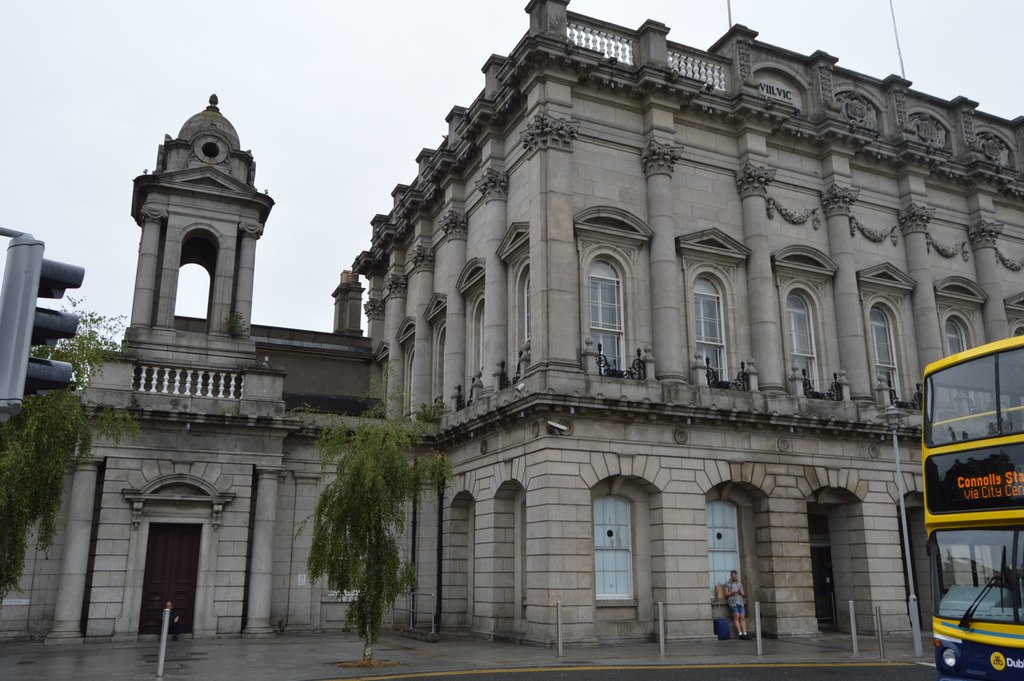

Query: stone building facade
left=1, top=97, right=375, bottom=641
left=4, top=0, right=1024, bottom=649
left=354, top=0, right=1024, bottom=646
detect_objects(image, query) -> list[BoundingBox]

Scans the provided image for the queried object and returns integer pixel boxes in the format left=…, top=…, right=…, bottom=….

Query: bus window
left=999, top=348, right=1024, bottom=437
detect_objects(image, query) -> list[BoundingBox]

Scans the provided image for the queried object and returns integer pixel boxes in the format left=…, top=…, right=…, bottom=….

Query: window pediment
left=457, top=258, right=486, bottom=293
left=122, top=473, right=235, bottom=529
left=934, top=276, right=986, bottom=305
left=374, top=340, right=390, bottom=364
left=574, top=207, right=652, bottom=248
left=1005, top=291, right=1024, bottom=313
left=677, top=228, right=751, bottom=267
left=772, top=245, right=837, bottom=281
left=425, top=293, right=447, bottom=325
left=497, top=222, right=530, bottom=262
left=856, top=262, right=915, bottom=294
left=397, top=316, right=416, bottom=346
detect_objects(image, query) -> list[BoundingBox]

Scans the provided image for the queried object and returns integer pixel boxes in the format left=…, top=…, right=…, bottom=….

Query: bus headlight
left=941, top=646, right=959, bottom=669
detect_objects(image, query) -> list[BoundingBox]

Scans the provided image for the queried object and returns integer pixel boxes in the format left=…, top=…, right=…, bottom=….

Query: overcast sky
left=1, top=1, right=1020, bottom=334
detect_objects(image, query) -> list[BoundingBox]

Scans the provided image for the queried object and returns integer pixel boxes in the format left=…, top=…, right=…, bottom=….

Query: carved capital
left=239, top=221, right=264, bottom=239
left=410, top=245, right=434, bottom=272
left=364, top=298, right=385, bottom=321
left=820, top=184, right=860, bottom=217
left=641, top=139, right=684, bottom=177
left=520, top=112, right=579, bottom=155
left=898, top=203, right=934, bottom=235
left=139, top=203, right=167, bottom=225
left=384, top=273, right=408, bottom=299
left=735, top=162, right=776, bottom=198
left=440, top=210, right=468, bottom=240
left=475, top=168, right=509, bottom=202
left=968, top=220, right=1003, bottom=249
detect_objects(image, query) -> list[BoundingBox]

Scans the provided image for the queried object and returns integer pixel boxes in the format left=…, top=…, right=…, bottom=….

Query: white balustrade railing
left=133, top=364, right=244, bottom=399
left=567, top=22, right=634, bottom=65
left=668, top=50, right=727, bottom=90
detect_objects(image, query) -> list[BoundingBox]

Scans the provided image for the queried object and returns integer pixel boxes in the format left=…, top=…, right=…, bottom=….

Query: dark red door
left=139, top=523, right=201, bottom=635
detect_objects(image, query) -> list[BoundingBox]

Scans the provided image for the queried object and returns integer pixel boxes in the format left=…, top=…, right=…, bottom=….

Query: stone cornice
left=641, top=139, right=684, bottom=177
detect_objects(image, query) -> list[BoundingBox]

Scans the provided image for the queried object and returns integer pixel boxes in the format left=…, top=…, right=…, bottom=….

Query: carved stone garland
left=849, top=216, right=898, bottom=246
left=765, top=197, right=821, bottom=230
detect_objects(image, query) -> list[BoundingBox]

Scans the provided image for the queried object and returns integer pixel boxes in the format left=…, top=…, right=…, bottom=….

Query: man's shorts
left=730, top=603, right=746, bottom=615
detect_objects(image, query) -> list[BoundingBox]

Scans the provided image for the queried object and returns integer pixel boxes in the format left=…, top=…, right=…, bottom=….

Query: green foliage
left=223, top=311, right=249, bottom=337
left=306, top=397, right=452, bottom=660
left=0, top=300, right=135, bottom=597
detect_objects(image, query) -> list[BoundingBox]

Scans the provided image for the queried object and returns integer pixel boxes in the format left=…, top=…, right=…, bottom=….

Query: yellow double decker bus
left=924, top=336, right=1024, bottom=680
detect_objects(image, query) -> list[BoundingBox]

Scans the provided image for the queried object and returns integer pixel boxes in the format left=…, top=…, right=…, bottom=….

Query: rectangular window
left=706, top=500, right=739, bottom=593
left=594, top=496, right=632, bottom=598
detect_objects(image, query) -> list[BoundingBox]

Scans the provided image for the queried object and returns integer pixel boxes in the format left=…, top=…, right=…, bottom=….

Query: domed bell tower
left=126, top=95, right=274, bottom=365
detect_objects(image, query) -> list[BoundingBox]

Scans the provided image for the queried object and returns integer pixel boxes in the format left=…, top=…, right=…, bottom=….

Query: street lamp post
left=885, top=405, right=923, bottom=658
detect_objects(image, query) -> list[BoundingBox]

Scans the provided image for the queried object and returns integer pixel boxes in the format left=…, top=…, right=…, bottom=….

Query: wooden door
left=139, top=523, right=201, bottom=635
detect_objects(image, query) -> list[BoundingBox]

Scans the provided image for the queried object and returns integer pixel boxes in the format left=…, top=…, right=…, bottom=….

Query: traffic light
left=0, top=234, right=84, bottom=420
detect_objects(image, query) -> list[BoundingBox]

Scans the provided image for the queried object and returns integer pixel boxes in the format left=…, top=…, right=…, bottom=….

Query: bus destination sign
left=925, top=445, right=1024, bottom=514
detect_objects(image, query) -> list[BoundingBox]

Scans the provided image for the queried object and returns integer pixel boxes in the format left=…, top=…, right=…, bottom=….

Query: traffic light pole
left=0, top=229, right=84, bottom=421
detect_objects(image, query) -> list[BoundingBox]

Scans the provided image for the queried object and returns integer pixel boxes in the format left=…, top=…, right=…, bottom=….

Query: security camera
left=547, top=420, right=569, bottom=435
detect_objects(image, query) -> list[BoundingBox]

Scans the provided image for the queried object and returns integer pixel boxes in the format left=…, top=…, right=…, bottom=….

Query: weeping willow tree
left=0, top=302, right=136, bottom=597
left=306, top=397, right=451, bottom=662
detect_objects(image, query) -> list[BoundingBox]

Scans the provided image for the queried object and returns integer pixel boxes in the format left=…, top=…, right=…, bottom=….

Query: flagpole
left=888, top=0, right=906, bottom=78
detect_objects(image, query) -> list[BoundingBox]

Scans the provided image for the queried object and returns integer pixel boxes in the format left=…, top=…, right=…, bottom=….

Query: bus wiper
left=959, top=575, right=1004, bottom=629
left=960, top=547, right=1008, bottom=629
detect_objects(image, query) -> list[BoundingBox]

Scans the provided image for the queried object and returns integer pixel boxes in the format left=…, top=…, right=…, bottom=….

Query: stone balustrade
left=668, top=49, right=727, bottom=90
left=567, top=20, right=634, bottom=65
left=132, top=364, right=245, bottom=399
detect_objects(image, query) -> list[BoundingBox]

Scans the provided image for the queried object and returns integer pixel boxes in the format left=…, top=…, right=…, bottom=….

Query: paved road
left=317, top=661, right=936, bottom=681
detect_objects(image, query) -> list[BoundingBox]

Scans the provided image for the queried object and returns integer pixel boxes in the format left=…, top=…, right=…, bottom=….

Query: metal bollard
left=556, top=600, right=563, bottom=658
left=657, top=601, right=665, bottom=659
left=156, top=607, right=170, bottom=677
left=849, top=601, right=858, bottom=656
left=754, top=602, right=762, bottom=656
left=874, top=605, right=885, bottom=659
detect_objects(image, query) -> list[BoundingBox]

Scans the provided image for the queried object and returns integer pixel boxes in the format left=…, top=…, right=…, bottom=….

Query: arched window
left=694, top=277, right=726, bottom=375
left=593, top=495, right=632, bottom=598
left=787, top=292, right=817, bottom=384
left=945, top=318, right=967, bottom=355
left=469, top=300, right=484, bottom=385
left=589, top=261, right=623, bottom=371
left=405, top=348, right=415, bottom=413
left=706, top=500, right=739, bottom=592
left=870, top=305, right=899, bottom=393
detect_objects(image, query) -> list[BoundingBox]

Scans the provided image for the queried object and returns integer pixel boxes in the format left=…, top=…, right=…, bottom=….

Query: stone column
left=643, top=139, right=686, bottom=382
left=409, top=244, right=435, bottom=409
left=234, top=221, right=263, bottom=330
left=383, top=272, right=408, bottom=411
left=968, top=220, right=1010, bottom=341
left=477, top=168, right=509, bottom=391
left=523, top=111, right=580, bottom=375
left=130, top=204, right=165, bottom=327
left=821, top=184, right=873, bottom=401
left=46, top=460, right=100, bottom=643
left=440, top=211, right=468, bottom=409
left=755, top=494, right=818, bottom=637
left=243, top=467, right=281, bottom=637
left=363, top=275, right=385, bottom=345
left=898, top=203, right=942, bottom=368
left=332, top=271, right=365, bottom=334
left=735, top=163, right=785, bottom=392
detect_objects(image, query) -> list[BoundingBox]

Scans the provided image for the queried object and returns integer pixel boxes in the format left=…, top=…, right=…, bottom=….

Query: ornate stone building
left=5, top=0, right=1024, bottom=648
left=1, top=97, right=374, bottom=641
left=354, top=0, right=1024, bottom=645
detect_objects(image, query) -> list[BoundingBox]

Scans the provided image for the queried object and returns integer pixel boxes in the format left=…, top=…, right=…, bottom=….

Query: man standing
left=725, top=570, right=749, bottom=639
left=164, top=600, right=181, bottom=641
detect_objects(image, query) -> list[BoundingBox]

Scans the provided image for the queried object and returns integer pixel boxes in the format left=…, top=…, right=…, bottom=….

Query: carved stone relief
left=976, top=132, right=1011, bottom=166
left=836, top=91, right=879, bottom=131
left=908, top=112, right=948, bottom=149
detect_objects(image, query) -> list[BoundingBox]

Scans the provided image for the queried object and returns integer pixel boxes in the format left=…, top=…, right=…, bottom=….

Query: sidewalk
left=0, top=628, right=932, bottom=681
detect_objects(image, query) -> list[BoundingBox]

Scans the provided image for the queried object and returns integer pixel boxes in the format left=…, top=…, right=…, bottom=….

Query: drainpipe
left=435, top=480, right=445, bottom=633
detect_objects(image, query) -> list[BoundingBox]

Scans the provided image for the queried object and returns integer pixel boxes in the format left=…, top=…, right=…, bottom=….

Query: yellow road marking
left=329, top=661, right=915, bottom=680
